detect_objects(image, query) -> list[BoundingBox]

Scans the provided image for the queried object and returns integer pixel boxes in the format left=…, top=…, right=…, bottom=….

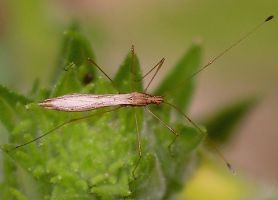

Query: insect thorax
left=129, top=92, right=163, bottom=106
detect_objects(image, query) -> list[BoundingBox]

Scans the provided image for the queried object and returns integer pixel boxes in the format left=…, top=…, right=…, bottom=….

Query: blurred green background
left=0, top=0, right=277, bottom=199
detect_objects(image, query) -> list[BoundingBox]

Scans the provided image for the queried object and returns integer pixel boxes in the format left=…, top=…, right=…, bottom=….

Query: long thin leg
left=128, top=46, right=165, bottom=93
left=87, top=58, right=113, bottom=83
left=9, top=107, right=122, bottom=152
left=145, top=107, right=179, bottom=155
left=144, top=58, right=165, bottom=93
left=140, top=58, right=165, bottom=81
left=163, top=101, right=235, bottom=174
left=163, top=101, right=206, bottom=138
left=132, top=110, right=142, bottom=179
left=128, top=57, right=165, bottom=92
left=87, top=58, right=119, bottom=92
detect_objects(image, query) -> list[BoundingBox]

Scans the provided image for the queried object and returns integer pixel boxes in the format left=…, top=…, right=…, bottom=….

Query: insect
left=10, top=15, right=274, bottom=178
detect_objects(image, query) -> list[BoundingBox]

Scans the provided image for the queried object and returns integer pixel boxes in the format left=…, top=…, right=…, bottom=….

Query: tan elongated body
left=39, top=92, right=163, bottom=112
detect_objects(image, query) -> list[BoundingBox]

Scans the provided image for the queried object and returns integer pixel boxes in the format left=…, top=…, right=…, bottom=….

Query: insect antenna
left=163, top=101, right=235, bottom=174
left=130, top=45, right=137, bottom=92
left=9, top=107, right=122, bottom=152
left=164, top=15, right=274, bottom=93
left=154, top=15, right=273, bottom=173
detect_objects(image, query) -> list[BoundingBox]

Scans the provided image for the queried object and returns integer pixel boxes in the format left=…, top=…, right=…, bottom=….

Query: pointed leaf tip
left=113, top=47, right=143, bottom=92
left=203, top=98, right=257, bottom=144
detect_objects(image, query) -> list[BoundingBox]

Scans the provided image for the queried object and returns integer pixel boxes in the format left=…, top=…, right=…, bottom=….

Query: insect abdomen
left=39, top=94, right=133, bottom=112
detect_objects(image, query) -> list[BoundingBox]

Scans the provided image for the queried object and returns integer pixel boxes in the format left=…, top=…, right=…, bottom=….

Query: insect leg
left=143, top=58, right=165, bottom=93
left=129, top=46, right=165, bottom=93
left=163, top=101, right=235, bottom=174
left=87, top=58, right=119, bottom=92
left=163, top=101, right=206, bottom=138
left=132, top=110, right=142, bottom=179
left=10, top=107, right=122, bottom=152
left=145, top=107, right=179, bottom=156
left=140, top=58, right=165, bottom=82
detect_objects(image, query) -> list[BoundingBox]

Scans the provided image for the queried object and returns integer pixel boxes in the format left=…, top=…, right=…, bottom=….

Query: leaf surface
left=203, top=98, right=257, bottom=144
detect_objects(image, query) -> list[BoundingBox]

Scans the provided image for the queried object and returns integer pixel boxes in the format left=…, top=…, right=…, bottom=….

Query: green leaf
left=50, top=63, right=82, bottom=97
left=155, top=44, right=201, bottom=112
left=0, top=35, right=219, bottom=199
left=154, top=124, right=204, bottom=199
left=203, top=98, right=257, bottom=144
left=113, top=47, right=143, bottom=93
left=0, top=99, right=16, bottom=132
left=0, top=186, right=29, bottom=200
left=0, top=85, right=31, bottom=105
left=51, top=23, right=96, bottom=97
left=28, top=78, right=40, bottom=99
left=131, top=153, right=166, bottom=200
left=58, top=23, right=94, bottom=67
left=0, top=85, right=31, bottom=131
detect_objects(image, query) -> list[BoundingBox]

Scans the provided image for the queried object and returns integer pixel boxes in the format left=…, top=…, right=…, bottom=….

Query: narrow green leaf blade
left=50, top=64, right=82, bottom=97
left=0, top=85, right=31, bottom=105
left=59, top=24, right=94, bottom=67
left=51, top=23, right=96, bottom=97
left=152, top=123, right=204, bottom=199
left=0, top=98, right=17, bottom=131
left=203, top=98, right=257, bottom=144
left=131, top=153, right=166, bottom=200
left=56, top=23, right=96, bottom=78
left=166, top=126, right=203, bottom=198
left=155, top=44, right=201, bottom=112
left=0, top=85, right=31, bottom=131
left=113, top=47, right=143, bottom=93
